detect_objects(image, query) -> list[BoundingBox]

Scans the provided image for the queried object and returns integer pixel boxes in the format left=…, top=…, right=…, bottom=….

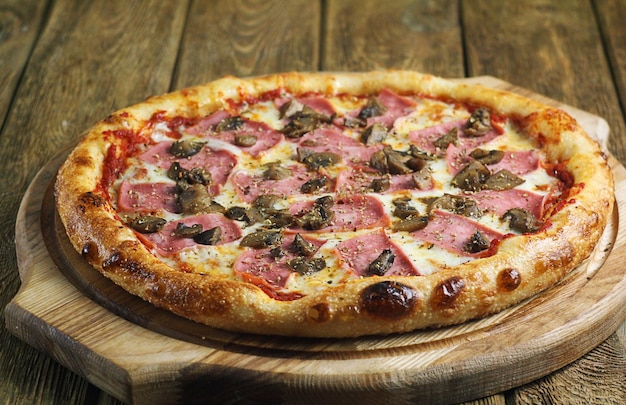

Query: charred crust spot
left=497, top=268, right=522, bottom=291
left=360, top=281, right=418, bottom=319
left=431, top=276, right=466, bottom=310
left=307, top=302, right=331, bottom=322
left=81, top=241, right=100, bottom=264
left=78, top=192, right=106, bottom=212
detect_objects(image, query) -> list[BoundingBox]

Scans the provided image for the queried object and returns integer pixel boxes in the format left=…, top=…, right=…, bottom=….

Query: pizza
left=54, top=70, right=614, bottom=337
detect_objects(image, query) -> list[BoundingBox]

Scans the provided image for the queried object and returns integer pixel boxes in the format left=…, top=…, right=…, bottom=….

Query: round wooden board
left=7, top=79, right=626, bottom=405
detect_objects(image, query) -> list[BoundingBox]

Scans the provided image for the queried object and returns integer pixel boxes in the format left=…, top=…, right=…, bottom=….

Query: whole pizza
left=55, top=70, right=614, bottom=337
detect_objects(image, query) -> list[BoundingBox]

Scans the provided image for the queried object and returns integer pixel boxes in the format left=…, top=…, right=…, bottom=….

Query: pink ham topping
left=139, top=140, right=237, bottom=193
left=446, top=144, right=539, bottom=176
left=409, top=119, right=501, bottom=154
left=289, top=194, right=389, bottom=232
left=233, top=234, right=326, bottom=288
left=336, top=228, right=420, bottom=276
left=275, top=96, right=337, bottom=117
left=231, top=164, right=319, bottom=203
left=364, top=88, right=417, bottom=128
left=471, top=188, right=545, bottom=218
left=296, top=127, right=382, bottom=164
left=140, top=213, right=242, bottom=256
left=335, top=165, right=434, bottom=194
left=188, top=111, right=283, bottom=157
left=412, top=210, right=504, bottom=257
left=117, top=181, right=179, bottom=213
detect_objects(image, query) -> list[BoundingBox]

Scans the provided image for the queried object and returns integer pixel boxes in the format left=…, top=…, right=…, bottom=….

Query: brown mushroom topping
left=393, top=215, right=429, bottom=232
left=464, top=108, right=492, bottom=137
left=289, top=257, right=326, bottom=276
left=263, top=162, right=292, bottom=180
left=469, top=148, right=505, bottom=165
left=358, top=96, right=387, bottom=119
left=128, top=215, right=166, bottom=233
left=370, top=146, right=414, bottom=175
left=433, top=127, right=458, bottom=150
left=264, top=211, right=296, bottom=228
left=300, top=150, right=341, bottom=170
left=361, top=123, right=388, bottom=145
left=167, top=163, right=213, bottom=186
left=291, top=234, right=316, bottom=256
left=279, top=99, right=305, bottom=118
left=296, top=196, right=335, bottom=230
left=225, top=206, right=248, bottom=221
left=300, top=177, right=329, bottom=193
left=173, top=222, right=203, bottom=238
left=169, top=139, right=207, bottom=158
left=392, top=197, right=417, bottom=219
left=451, top=160, right=491, bottom=191
left=193, top=227, right=222, bottom=245
left=429, top=194, right=482, bottom=218
left=240, top=229, right=283, bottom=249
left=502, top=208, right=543, bottom=233
left=178, top=184, right=225, bottom=215
left=215, top=116, right=245, bottom=132
left=483, top=169, right=524, bottom=191
left=370, top=177, right=391, bottom=192
left=233, top=134, right=257, bottom=147
left=464, top=230, right=490, bottom=253
left=367, top=249, right=395, bottom=276
left=281, top=105, right=333, bottom=138
left=412, top=167, right=433, bottom=190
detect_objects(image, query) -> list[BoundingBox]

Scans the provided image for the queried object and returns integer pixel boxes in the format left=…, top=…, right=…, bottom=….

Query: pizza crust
left=55, top=71, right=614, bottom=337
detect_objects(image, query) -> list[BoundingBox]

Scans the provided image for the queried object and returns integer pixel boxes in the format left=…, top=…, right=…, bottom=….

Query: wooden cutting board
left=6, top=78, right=626, bottom=405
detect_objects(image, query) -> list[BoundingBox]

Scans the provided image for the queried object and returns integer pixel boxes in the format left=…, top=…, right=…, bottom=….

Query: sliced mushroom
left=429, top=194, right=482, bottom=218
left=296, top=196, right=335, bottom=230
left=300, top=177, right=329, bottom=193
left=279, top=99, right=305, bottom=118
left=281, top=106, right=332, bottom=138
left=215, top=116, right=245, bottom=132
left=301, top=151, right=341, bottom=170
left=193, top=227, right=222, bottom=245
left=412, top=167, right=433, bottom=190
left=392, top=215, right=429, bottom=232
left=264, top=211, right=296, bottom=228
left=367, top=249, right=395, bottom=276
left=173, top=222, right=203, bottom=238
left=233, top=134, right=257, bottom=147
left=169, top=139, right=207, bottom=158
left=289, top=257, right=326, bottom=276
left=225, top=206, right=248, bottom=221
left=358, top=96, right=387, bottom=119
left=464, top=230, right=490, bottom=253
left=469, top=148, right=505, bottom=165
left=291, top=234, right=316, bottom=256
left=370, top=177, right=391, bottom=192
left=240, top=229, right=283, bottom=249
left=433, top=127, right=458, bottom=150
left=186, top=167, right=212, bottom=185
left=361, top=123, right=388, bottom=145
left=128, top=216, right=166, bottom=233
left=502, top=208, right=543, bottom=233
left=263, top=162, right=292, bottom=180
left=167, top=162, right=187, bottom=182
left=253, top=194, right=282, bottom=211
left=451, top=160, right=491, bottom=191
left=385, top=148, right=413, bottom=175
left=178, top=184, right=224, bottom=214
left=464, top=108, right=492, bottom=137
left=392, top=197, right=418, bottom=219
left=483, top=169, right=524, bottom=191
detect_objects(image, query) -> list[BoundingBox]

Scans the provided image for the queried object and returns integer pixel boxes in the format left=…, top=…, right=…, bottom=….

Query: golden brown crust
left=55, top=70, right=614, bottom=337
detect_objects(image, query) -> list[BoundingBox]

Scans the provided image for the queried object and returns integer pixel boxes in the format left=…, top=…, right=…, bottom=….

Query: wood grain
left=173, top=0, right=320, bottom=89
left=462, top=0, right=626, bottom=165
left=6, top=79, right=626, bottom=405
left=323, top=0, right=464, bottom=77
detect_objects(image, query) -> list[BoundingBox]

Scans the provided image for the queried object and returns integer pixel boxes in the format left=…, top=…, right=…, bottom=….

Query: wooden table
left=1, top=1, right=624, bottom=404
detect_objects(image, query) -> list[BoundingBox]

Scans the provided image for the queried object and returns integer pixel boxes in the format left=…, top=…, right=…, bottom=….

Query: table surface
left=1, top=1, right=624, bottom=404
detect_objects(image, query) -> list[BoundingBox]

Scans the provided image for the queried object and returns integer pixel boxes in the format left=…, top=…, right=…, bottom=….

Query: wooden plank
left=0, top=0, right=48, bottom=129
left=461, top=0, right=626, bottom=164
left=594, top=0, right=626, bottom=159
left=0, top=1, right=188, bottom=404
left=323, top=0, right=464, bottom=77
left=0, top=0, right=188, bottom=195
left=462, top=2, right=626, bottom=402
left=173, top=0, right=320, bottom=89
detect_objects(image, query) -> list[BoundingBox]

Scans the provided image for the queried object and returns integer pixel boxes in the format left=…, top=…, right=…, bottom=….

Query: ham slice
left=366, top=88, right=417, bottom=128
left=289, top=194, right=389, bottom=233
left=409, top=119, right=502, bottom=154
left=117, top=181, right=179, bottom=213
left=139, top=140, right=237, bottom=193
left=446, top=144, right=539, bottom=176
left=141, top=213, right=242, bottom=256
left=335, top=228, right=420, bottom=276
left=231, top=164, right=318, bottom=203
left=233, top=234, right=326, bottom=288
left=412, top=210, right=504, bottom=257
